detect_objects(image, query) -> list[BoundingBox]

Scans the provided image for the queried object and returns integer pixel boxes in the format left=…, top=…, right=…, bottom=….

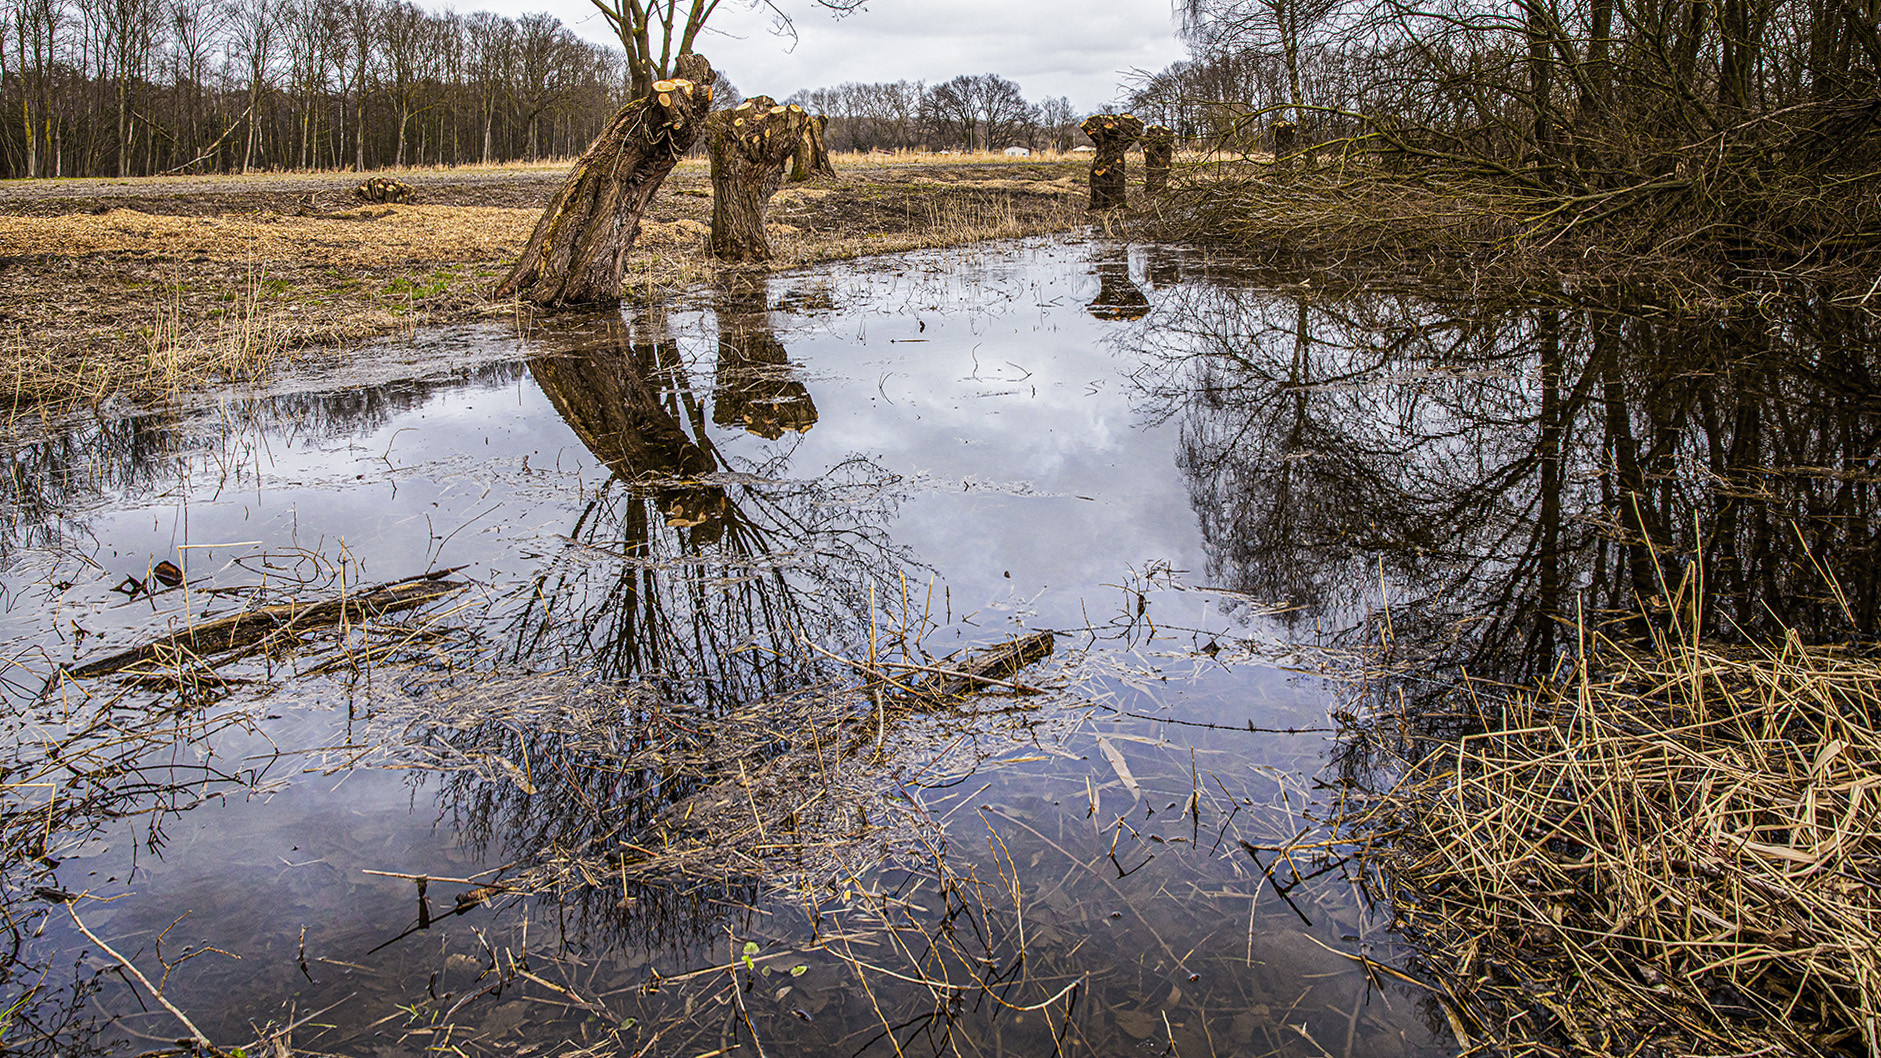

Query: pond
left=2, top=235, right=1876, bottom=1057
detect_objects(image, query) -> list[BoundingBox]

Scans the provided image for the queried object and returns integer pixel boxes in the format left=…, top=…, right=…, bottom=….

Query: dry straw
left=1342, top=582, right=1881, bottom=1055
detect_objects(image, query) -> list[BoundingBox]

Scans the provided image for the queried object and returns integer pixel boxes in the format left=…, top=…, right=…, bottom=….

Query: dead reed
left=1137, top=155, right=1881, bottom=296
left=1339, top=600, right=1881, bottom=1055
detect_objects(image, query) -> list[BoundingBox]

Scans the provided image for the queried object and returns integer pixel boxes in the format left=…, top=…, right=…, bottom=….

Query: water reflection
left=510, top=307, right=907, bottom=703
left=408, top=303, right=920, bottom=953
left=713, top=271, right=819, bottom=440
left=28, top=237, right=1881, bottom=1055
left=1131, top=273, right=1881, bottom=692
left=1086, top=247, right=1151, bottom=321
left=0, top=364, right=524, bottom=568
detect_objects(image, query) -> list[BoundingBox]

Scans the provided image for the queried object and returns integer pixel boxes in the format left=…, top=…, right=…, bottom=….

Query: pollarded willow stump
left=1143, top=125, right=1175, bottom=194
left=1081, top=113, right=1145, bottom=211
left=788, top=114, right=836, bottom=183
left=708, top=98, right=813, bottom=263
left=495, top=53, right=714, bottom=307
left=1272, top=119, right=1298, bottom=168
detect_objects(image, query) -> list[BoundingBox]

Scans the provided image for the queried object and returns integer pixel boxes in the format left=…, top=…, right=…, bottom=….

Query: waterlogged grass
left=1339, top=596, right=1881, bottom=1056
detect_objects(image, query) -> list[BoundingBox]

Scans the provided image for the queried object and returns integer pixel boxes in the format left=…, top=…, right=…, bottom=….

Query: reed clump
left=1142, top=164, right=1532, bottom=262
left=1341, top=617, right=1881, bottom=1056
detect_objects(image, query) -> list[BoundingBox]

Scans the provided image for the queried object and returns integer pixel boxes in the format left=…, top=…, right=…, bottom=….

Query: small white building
left=1071, top=145, right=1096, bottom=153
left=1003, top=146, right=1031, bottom=157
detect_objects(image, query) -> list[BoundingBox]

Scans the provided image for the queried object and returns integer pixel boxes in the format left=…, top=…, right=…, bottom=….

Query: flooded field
left=2, top=236, right=1876, bottom=1056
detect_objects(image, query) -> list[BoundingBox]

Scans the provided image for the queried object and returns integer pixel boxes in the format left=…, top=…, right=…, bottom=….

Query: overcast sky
left=453, top=0, right=1190, bottom=114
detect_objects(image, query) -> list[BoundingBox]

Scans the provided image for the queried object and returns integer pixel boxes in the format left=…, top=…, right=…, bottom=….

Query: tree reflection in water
left=417, top=299, right=919, bottom=947
left=1130, top=272, right=1881, bottom=693
left=1086, top=246, right=1152, bottom=321
left=508, top=305, right=905, bottom=701
left=713, top=270, right=819, bottom=440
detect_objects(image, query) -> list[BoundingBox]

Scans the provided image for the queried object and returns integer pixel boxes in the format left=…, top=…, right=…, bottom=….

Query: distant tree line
left=0, top=0, right=636, bottom=179
left=785, top=74, right=1083, bottom=153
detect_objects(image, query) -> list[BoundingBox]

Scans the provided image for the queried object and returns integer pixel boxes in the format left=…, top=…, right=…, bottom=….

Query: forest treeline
left=1131, top=0, right=1881, bottom=264
left=0, top=0, right=1096, bottom=182
left=784, top=75, right=1082, bottom=154
left=0, top=0, right=649, bottom=178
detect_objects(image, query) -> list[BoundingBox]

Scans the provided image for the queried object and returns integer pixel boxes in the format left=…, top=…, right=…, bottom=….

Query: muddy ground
left=0, top=156, right=1090, bottom=406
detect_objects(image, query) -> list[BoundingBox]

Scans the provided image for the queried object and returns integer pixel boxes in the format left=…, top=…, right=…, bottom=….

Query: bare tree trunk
left=1081, top=113, right=1143, bottom=210
left=708, top=97, right=812, bottom=262
left=787, top=113, right=834, bottom=182
left=1142, top=124, right=1174, bottom=193
left=494, top=53, right=713, bottom=308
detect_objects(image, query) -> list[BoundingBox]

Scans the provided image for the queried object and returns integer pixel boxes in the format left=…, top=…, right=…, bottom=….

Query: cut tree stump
left=788, top=114, right=836, bottom=183
left=1143, top=125, right=1175, bottom=194
left=708, top=98, right=813, bottom=262
left=1273, top=118, right=1298, bottom=168
left=495, top=53, right=714, bottom=307
left=1081, top=113, right=1145, bottom=210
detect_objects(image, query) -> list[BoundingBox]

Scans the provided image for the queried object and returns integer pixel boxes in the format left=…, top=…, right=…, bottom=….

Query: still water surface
left=3, top=235, right=1874, bottom=1056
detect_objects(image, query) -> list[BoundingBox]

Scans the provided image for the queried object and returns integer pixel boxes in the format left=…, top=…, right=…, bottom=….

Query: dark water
left=1, top=236, right=1876, bottom=1056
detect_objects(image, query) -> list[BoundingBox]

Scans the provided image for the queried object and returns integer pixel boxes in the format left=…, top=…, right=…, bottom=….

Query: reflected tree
left=1129, top=271, right=1881, bottom=692
left=1086, top=247, right=1152, bottom=321
left=711, top=271, right=819, bottom=440
left=415, top=305, right=917, bottom=941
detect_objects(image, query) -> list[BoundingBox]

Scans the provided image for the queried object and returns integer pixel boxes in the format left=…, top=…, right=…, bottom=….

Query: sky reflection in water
left=32, top=233, right=1868, bottom=1054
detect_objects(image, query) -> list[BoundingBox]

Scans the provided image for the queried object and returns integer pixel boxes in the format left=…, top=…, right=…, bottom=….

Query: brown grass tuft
left=1340, top=587, right=1881, bottom=1056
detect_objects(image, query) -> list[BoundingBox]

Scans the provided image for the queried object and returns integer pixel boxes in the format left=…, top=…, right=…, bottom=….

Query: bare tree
left=230, top=0, right=278, bottom=172
left=972, top=72, right=1029, bottom=150
left=463, top=9, right=511, bottom=164
left=495, top=0, right=866, bottom=307
left=511, top=11, right=576, bottom=160
left=1038, top=94, right=1078, bottom=150
left=587, top=0, right=864, bottom=101
left=925, top=74, right=978, bottom=150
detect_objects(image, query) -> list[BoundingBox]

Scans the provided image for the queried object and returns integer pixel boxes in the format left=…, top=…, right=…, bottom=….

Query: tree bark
left=1142, top=124, right=1174, bottom=193
left=788, top=113, right=835, bottom=183
left=495, top=52, right=713, bottom=307
left=708, top=97, right=812, bottom=262
left=1081, top=113, right=1143, bottom=210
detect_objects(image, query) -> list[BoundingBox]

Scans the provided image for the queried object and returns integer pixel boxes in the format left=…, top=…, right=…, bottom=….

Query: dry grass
left=0, top=156, right=1088, bottom=414
left=1136, top=154, right=1881, bottom=298
left=1340, top=584, right=1881, bottom=1056
left=0, top=204, right=538, bottom=265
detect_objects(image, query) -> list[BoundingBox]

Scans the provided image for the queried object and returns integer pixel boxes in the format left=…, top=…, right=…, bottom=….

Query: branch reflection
left=1131, top=271, right=1881, bottom=693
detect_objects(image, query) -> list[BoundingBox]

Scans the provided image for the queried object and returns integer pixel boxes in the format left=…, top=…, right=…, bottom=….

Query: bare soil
left=0, top=156, right=1090, bottom=408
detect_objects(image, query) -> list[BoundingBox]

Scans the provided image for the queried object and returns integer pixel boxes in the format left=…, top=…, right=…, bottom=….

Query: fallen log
left=66, top=569, right=467, bottom=679
left=913, top=631, right=1055, bottom=698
